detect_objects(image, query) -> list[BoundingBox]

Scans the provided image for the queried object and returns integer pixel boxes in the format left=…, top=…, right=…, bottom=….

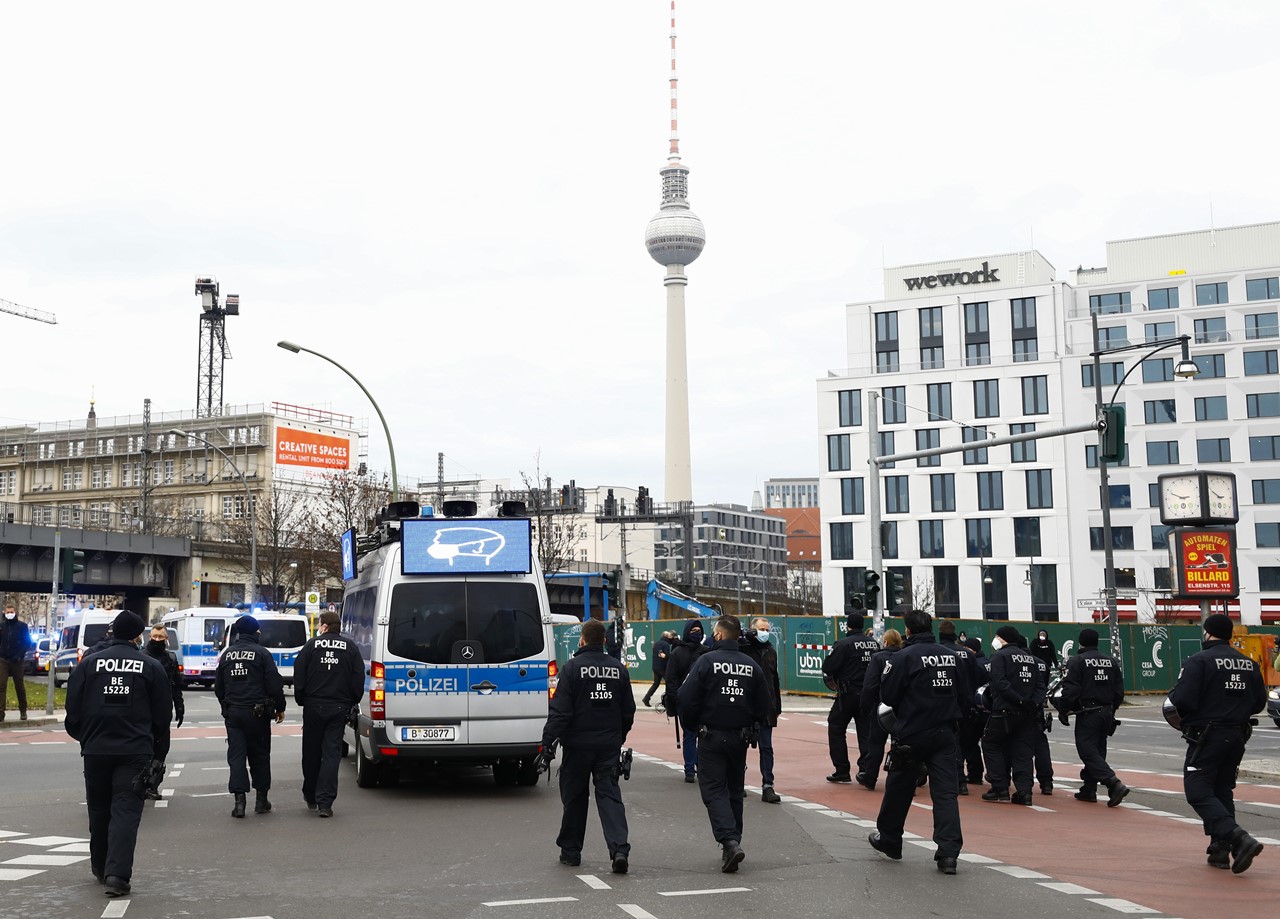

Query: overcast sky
left=3, top=1, right=1279, bottom=506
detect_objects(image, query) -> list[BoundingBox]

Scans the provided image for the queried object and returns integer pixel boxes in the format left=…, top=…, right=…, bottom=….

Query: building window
left=919, top=520, right=945, bottom=559
left=827, top=434, right=851, bottom=471
left=1262, top=567, right=1280, bottom=591
left=1252, top=436, right=1280, bottom=461
left=830, top=522, right=854, bottom=560
left=1195, top=281, right=1229, bottom=305
left=1194, top=316, right=1228, bottom=344
left=1012, top=338, right=1038, bottom=362
left=1089, top=526, right=1135, bottom=550
left=1246, top=277, right=1280, bottom=301
left=1090, top=291, right=1131, bottom=315
left=1082, top=362, right=1124, bottom=388
left=1097, top=326, right=1128, bottom=348
left=1109, top=484, right=1132, bottom=508
left=965, top=301, right=989, bottom=333
left=881, top=521, right=899, bottom=559
left=885, top=476, right=910, bottom=514
left=1144, top=321, right=1176, bottom=343
left=1086, top=443, right=1127, bottom=469
left=1148, top=287, right=1180, bottom=310
left=1021, top=376, right=1048, bottom=415
left=966, top=342, right=991, bottom=366
left=926, top=383, right=952, bottom=421
left=966, top=518, right=992, bottom=557
left=1144, top=399, right=1177, bottom=424
left=876, top=311, right=898, bottom=341
left=916, top=429, right=940, bottom=468
left=1014, top=517, right=1041, bottom=557
left=1142, top=359, right=1174, bottom=383
left=1253, top=479, right=1280, bottom=504
left=1197, top=438, right=1231, bottom=462
left=877, top=350, right=899, bottom=373
left=1146, top=441, right=1180, bottom=465
left=1010, top=423, right=1037, bottom=462
left=931, top=473, right=956, bottom=512
left=1025, top=469, right=1053, bottom=509
left=1030, top=564, right=1059, bottom=619
left=1247, top=392, right=1280, bottom=418
left=878, top=432, right=896, bottom=469
left=1245, top=312, right=1279, bottom=340
left=1151, top=524, right=1173, bottom=552
left=837, top=389, right=862, bottom=426
left=841, top=477, right=864, bottom=515
left=882, top=387, right=906, bottom=424
left=920, top=346, right=945, bottom=369
left=962, top=426, right=989, bottom=465
left=1245, top=350, right=1279, bottom=376
left=1256, top=523, right=1280, bottom=548
left=876, top=312, right=899, bottom=373
left=977, top=471, right=1004, bottom=510
left=91, top=467, right=103, bottom=489
left=1011, top=297, right=1036, bottom=329
left=965, top=302, right=990, bottom=366
left=1194, top=396, right=1228, bottom=421
left=974, top=379, right=999, bottom=418
left=919, top=306, right=943, bottom=338
left=1193, top=354, right=1226, bottom=378
left=62, top=470, right=72, bottom=490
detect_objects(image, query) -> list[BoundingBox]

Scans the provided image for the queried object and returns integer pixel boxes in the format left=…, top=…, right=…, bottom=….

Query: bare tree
left=911, top=576, right=936, bottom=615
left=517, top=452, right=584, bottom=578
left=218, top=482, right=315, bottom=606
left=299, top=470, right=395, bottom=580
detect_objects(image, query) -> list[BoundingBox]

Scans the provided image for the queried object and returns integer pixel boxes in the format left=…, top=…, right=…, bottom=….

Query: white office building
left=818, top=222, right=1280, bottom=624
left=765, top=477, right=820, bottom=509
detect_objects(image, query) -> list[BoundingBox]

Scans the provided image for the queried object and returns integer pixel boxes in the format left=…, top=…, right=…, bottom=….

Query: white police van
left=341, top=499, right=556, bottom=788
left=53, top=609, right=117, bottom=687
left=164, top=607, right=310, bottom=687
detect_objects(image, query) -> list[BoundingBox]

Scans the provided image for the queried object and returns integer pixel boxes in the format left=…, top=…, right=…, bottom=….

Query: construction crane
left=0, top=297, right=57, bottom=324
left=194, top=276, right=240, bottom=418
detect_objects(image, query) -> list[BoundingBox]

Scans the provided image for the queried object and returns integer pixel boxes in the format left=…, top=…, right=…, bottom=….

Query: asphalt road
left=1, top=690, right=1278, bottom=919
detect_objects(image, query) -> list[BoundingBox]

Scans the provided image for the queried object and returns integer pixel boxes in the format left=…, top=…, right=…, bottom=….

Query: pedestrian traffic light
left=889, top=572, right=907, bottom=611
left=60, top=550, right=85, bottom=593
left=1100, top=404, right=1126, bottom=463
left=864, top=571, right=881, bottom=611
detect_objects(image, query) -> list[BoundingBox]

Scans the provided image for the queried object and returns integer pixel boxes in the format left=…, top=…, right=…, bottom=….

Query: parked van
left=53, top=609, right=117, bottom=687
left=341, top=500, right=555, bottom=788
left=162, top=607, right=241, bottom=687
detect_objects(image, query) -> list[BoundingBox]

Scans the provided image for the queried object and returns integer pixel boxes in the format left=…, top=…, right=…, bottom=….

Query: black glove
left=1109, top=718, right=1120, bottom=736
left=1058, top=710, right=1070, bottom=727
left=176, top=712, right=184, bottom=728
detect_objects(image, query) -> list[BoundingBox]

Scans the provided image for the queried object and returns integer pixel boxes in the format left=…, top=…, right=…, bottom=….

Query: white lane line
left=173, top=763, right=185, bottom=768
left=2, top=854, right=90, bottom=866
left=1029, top=805, right=1055, bottom=813
left=0, top=831, right=28, bottom=840
left=988, top=865, right=1052, bottom=879
left=48, top=843, right=91, bottom=853
left=161, top=789, right=175, bottom=797
left=908, top=840, right=938, bottom=851
left=1039, top=882, right=1102, bottom=895
left=201, top=766, right=229, bottom=771
left=483, top=897, right=578, bottom=907
left=911, top=803, right=933, bottom=811
left=659, top=887, right=751, bottom=896
left=1086, top=898, right=1158, bottom=914
left=1249, top=801, right=1280, bottom=809
left=189, top=793, right=226, bottom=798
left=9, top=836, right=86, bottom=847
left=167, top=771, right=181, bottom=778
left=577, top=874, right=611, bottom=890
left=618, top=906, right=660, bottom=919
left=845, top=818, right=877, bottom=828
left=958, top=853, right=1001, bottom=864
left=790, top=802, right=827, bottom=810
left=817, top=810, right=855, bottom=818
left=101, top=900, right=130, bottom=917
left=154, top=801, right=169, bottom=808
left=29, top=741, right=66, bottom=745
left=0, top=868, right=44, bottom=880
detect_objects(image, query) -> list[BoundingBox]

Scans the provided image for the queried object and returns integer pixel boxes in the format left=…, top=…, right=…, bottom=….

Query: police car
left=341, top=499, right=556, bottom=788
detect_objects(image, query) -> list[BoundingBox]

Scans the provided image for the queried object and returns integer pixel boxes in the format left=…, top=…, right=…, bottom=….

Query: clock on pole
left=1157, top=470, right=1238, bottom=526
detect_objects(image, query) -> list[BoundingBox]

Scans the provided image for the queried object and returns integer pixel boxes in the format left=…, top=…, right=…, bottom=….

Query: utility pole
left=46, top=532, right=60, bottom=714
left=618, top=522, right=629, bottom=618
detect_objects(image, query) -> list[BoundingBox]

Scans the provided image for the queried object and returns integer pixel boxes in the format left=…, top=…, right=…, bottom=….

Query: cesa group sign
left=274, top=426, right=352, bottom=471
left=1170, top=527, right=1239, bottom=598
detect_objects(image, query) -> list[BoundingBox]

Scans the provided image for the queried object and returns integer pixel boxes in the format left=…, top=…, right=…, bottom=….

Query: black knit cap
left=1078, top=628, right=1100, bottom=648
left=1203, top=614, right=1234, bottom=641
left=996, top=625, right=1021, bottom=644
left=111, top=610, right=146, bottom=642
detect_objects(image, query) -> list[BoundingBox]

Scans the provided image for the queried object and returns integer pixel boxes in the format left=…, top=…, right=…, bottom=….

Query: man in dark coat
left=663, top=619, right=708, bottom=781
left=740, top=617, right=782, bottom=803
left=643, top=630, right=676, bottom=707
left=142, top=623, right=185, bottom=798
left=0, top=604, right=33, bottom=721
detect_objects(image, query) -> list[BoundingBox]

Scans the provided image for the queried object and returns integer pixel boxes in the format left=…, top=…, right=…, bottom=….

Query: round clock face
left=1206, top=473, right=1236, bottom=520
left=1161, top=474, right=1202, bottom=519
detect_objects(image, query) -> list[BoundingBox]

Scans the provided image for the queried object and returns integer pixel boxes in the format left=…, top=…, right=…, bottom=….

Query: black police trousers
left=828, top=691, right=863, bottom=775
left=1034, top=723, right=1054, bottom=788
left=858, top=711, right=889, bottom=783
left=1183, top=724, right=1249, bottom=842
left=225, top=706, right=272, bottom=794
left=961, top=711, right=986, bottom=782
left=697, top=728, right=749, bottom=845
left=982, top=711, right=1035, bottom=796
left=83, top=753, right=151, bottom=883
left=556, top=746, right=629, bottom=858
left=1074, top=709, right=1117, bottom=789
left=876, top=727, right=963, bottom=859
left=302, top=702, right=349, bottom=808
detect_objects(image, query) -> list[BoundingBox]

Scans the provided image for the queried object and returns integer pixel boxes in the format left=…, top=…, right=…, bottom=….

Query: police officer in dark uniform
left=962, top=636, right=989, bottom=784
left=822, top=614, right=880, bottom=786
left=215, top=615, right=286, bottom=819
left=1017, top=632, right=1055, bottom=796
left=678, top=614, right=771, bottom=873
left=1167, top=613, right=1267, bottom=873
left=1058, top=627, right=1128, bottom=806
left=981, top=626, right=1041, bottom=805
left=859, top=628, right=903, bottom=790
left=294, top=610, right=365, bottom=817
left=868, top=609, right=966, bottom=874
left=65, top=610, right=171, bottom=898
left=142, top=623, right=185, bottom=799
left=541, top=618, right=635, bottom=873
left=938, top=620, right=983, bottom=795
left=664, top=619, right=708, bottom=782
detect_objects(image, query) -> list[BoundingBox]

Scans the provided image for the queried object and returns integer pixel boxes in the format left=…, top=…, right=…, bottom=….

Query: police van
left=53, top=609, right=117, bottom=687
left=164, top=607, right=310, bottom=687
left=341, top=499, right=556, bottom=788
left=243, top=612, right=310, bottom=685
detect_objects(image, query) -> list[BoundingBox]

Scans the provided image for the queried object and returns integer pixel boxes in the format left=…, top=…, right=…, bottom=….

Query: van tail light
left=548, top=661, right=558, bottom=700
left=370, top=661, right=386, bottom=720
left=77, top=649, right=84, bottom=663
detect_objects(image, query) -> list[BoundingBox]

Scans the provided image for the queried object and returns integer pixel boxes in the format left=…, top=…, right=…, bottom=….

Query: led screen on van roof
left=400, top=517, right=532, bottom=576
left=340, top=527, right=357, bottom=581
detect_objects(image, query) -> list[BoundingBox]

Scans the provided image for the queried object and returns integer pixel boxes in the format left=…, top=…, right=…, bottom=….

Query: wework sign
left=904, top=261, right=1000, bottom=291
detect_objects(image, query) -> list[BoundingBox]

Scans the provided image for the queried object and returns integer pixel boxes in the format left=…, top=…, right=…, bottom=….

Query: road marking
left=154, top=801, right=169, bottom=808
left=1039, top=882, right=1102, bottom=895
left=101, top=900, right=130, bottom=917
left=911, top=803, right=932, bottom=810
left=9, top=836, right=86, bottom=846
left=958, top=853, right=1000, bottom=864
left=48, top=843, right=91, bottom=853
left=161, top=789, right=174, bottom=797
left=1029, top=805, right=1055, bottom=813
left=618, top=906, right=660, bottom=919
left=577, top=874, right=610, bottom=890
left=0, top=868, right=44, bottom=880
left=201, top=766, right=230, bottom=771
left=189, top=793, right=226, bottom=798
left=173, top=763, right=185, bottom=768
left=2, top=854, right=90, bottom=866
left=483, top=897, right=578, bottom=907
left=790, top=802, right=826, bottom=810
left=0, top=831, right=28, bottom=840
left=1086, top=898, right=1158, bottom=914
left=658, top=887, right=751, bottom=897
left=29, top=741, right=65, bottom=745
left=168, top=771, right=181, bottom=778
left=988, top=865, right=1051, bottom=879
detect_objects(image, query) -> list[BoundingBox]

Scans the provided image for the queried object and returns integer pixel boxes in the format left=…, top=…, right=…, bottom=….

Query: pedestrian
left=962, top=636, right=989, bottom=785
left=1057, top=628, right=1127, bottom=806
left=541, top=618, right=635, bottom=873
left=980, top=626, right=1041, bottom=805
left=642, top=630, right=676, bottom=707
left=677, top=614, right=771, bottom=873
left=604, top=615, right=626, bottom=661
left=65, top=610, right=171, bottom=898
left=1029, top=629, right=1058, bottom=671
left=294, top=610, right=365, bottom=817
left=214, top=615, right=286, bottom=819
left=142, top=624, right=185, bottom=799
left=663, top=619, right=708, bottom=782
left=739, top=617, right=782, bottom=804
left=1167, top=613, right=1267, bottom=873
left=937, top=620, right=983, bottom=795
left=1015, top=632, right=1055, bottom=796
left=868, top=609, right=966, bottom=875
left=0, top=604, right=33, bottom=721
left=858, top=628, right=903, bottom=790
left=821, top=614, right=880, bottom=786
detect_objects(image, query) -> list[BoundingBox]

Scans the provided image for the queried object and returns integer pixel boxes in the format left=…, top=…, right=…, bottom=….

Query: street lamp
left=171, top=428, right=257, bottom=606
left=276, top=340, right=400, bottom=501
left=1090, top=312, right=1198, bottom=660
left=738, top=579, right=750, bottom=617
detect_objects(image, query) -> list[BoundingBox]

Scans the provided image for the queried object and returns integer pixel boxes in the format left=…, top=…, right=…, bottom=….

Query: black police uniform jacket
left=860, top=645, right=902, bottom=718
left=543, top=645, right=635, bottom=751
left=739, top=633, right=781, bottom=727
left=664, top=622, right=708, bottom=709
left=1059, top=647, right=1123, bottom=714
left=879, top=631, right=966, bottom=743
left=1168, top=638, right=1266, bottom=731
left=677, top=639, right=771, bottom=733
left=988, top=643, right=1042, bottom=714
left=294, top=631, right=365, bottom=708
left=940, top=635, right=987, bottom=702
left=822, top=630, right=880, bottom=695
left=144, top=639, right=185, bottom=723
left=215, top=634, right=286, bottom=713
left=66, top=639, right=172, bottom=756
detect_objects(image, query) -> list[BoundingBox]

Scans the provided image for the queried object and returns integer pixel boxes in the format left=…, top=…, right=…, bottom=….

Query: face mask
left=991, top=637, right=1005, bottom=651
left=3, top=613, right=14, bottom=620
left=691, top=632, right=703, bottom=642
left=756, top=630, right=771, bottom=643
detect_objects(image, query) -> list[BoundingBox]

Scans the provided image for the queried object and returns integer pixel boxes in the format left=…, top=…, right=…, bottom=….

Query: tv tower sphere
left=645, top=196, right=705, bottom=267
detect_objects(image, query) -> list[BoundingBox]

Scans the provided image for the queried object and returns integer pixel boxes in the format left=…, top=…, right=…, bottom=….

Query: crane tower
left=194, top=276, right=240, bottom=418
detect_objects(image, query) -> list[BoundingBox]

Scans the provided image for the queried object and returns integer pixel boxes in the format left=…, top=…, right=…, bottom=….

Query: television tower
left=645, top=0, right=705, bottom=505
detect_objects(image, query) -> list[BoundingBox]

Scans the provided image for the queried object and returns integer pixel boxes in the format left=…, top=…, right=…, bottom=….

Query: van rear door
left=383, top=581, right=473, bottom=745
left=461, top=581, right=550, bottom=746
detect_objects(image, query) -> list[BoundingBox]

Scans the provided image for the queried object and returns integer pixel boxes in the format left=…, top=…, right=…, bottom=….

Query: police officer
left=981, top=625, right=1041, bottom=805
left=1058, top=628, right=1127, bottom=806
left=1016, top=631, right=1055, bottom=796
left=664, top=619, right=708, bottom=782
left=541, top=618, right=635, bottom=873
left=65, top=610, right=171, bottom=898
left=962, top=636, right=990, bottom=784
left=858, top=628, right=903, bottom=790
left=1167, top=614, right=1267, bottom=873
left=678, top=614, right=771, bottom=873
left=740, top=617, right=782, bottom=803
left=821, top=614, right=880, bottom=786
left=215, top=615, right=286, bottom=818
left=937, top=620, right=983, bottom=795
left=294, top=610, right=365, bottom=817
left=868, top=609, right=966, bottom=875
left=142, top=623, right=185, bottom=799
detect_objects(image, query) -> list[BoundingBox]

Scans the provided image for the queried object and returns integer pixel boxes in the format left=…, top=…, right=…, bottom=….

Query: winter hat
left=996, top=625, right=1021, bottom=645
left=231, top=615, right=261, bottom=635
left=1203, top=614, right=1234, bottom=641
left=111, top=610, right=146, bottom=642
left=846, top=614, right=866, bottom=633
left=1078, top=628, right=1100, bottom=648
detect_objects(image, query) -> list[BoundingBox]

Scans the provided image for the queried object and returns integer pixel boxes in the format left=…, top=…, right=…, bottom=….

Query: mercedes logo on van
left=461, top=646, right=475, bottom=660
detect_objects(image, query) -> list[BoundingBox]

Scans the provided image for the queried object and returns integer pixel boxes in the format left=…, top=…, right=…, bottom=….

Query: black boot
left=255, top=790, right=272, bottom=814
left=1206, top=840, right=1231, bottom=870
left=1229, top=827, right=1264, bottom=874
left=232, top=793, right=246, bottom=818
left=146, top=760, right=165, bottom=800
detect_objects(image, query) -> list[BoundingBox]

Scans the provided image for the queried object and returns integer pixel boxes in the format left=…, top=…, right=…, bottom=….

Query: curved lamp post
left=276, top=341, right=399, bottom=501
left=171, top=428, right=257, bottom=605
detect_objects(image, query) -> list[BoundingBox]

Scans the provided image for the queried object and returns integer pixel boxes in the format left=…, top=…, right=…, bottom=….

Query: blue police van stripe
left=383, top=661, right=549, bottom=695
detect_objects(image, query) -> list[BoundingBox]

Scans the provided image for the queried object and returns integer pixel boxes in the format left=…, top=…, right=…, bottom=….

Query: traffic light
left=1100, top=405, right=1126, bottom=463
left=889, top=571, right=907, bottom=611
left=846, top=590, right=864, bottom=613
left=602, top=570, right=621, bottom=607
left=863, top=571, right=881, bottom=611
left=60, top=549, right=85, bottom=593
